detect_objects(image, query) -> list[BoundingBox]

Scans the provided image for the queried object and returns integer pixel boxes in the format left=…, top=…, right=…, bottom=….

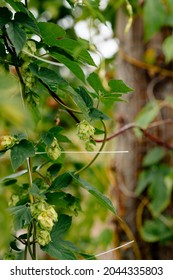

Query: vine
left=0, top=0, right=133, bottom=260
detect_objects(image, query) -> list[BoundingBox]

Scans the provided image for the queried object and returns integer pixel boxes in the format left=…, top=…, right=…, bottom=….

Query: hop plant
left=77, top=120, right=95, bottom=142
left=46, top=137, right=61, bottom=161
left=85, top=140, right=95, bottom=151
left=23, top=40, right=37, bottom=55
left=30, top=200, right=58, bottom=246
left=36, top=228, right=51, bottom=246
left=0, top=135, right=18, bottom=151
left=30, top=201, right=58, bottom=223
left=37, top=211, right=55, bottom=230
left=22, top=70, right=36, bottom=91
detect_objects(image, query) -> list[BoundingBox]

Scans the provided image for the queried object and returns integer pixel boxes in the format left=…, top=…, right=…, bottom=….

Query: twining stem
left=22, top=50, right=63, bottom=66
left=32, top=221, right=37, bottom=260
left=15, top=66, right=26, bottom=110
left=26, top=158, right=37, bottom=259
left=24, top=244, right=28, bottom=260
left=26, top=223, right=36, bottom=260
left=39, top=79, right=80, bottom=123
left=55, top=97, right=82, bottom=114
left=26, top=158, right=34, bottom=203
left=74, top=120, right=107, bottom=175
left=115, top=216, right=141, bottom=260
left=94, top=120, right=173, bottom=150
left=24, top=0, right=28, bottom=8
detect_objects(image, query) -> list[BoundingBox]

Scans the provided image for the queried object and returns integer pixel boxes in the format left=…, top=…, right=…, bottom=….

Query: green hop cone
left=77, top=120, right=95, bottom=142
left=0, top=135, right=18, bottom=151
left=37, top=211, right=54, bottom=230
left=23, top=40, right=37, bottom=55
left=46, top=205, right=58, bottom=222
left=30, top=201, right=48, bottom=219
left=37, top=227, right=51, bottom=246
left=30, top=201, right=58, bottom=231
left=21, top=40, right=37, bottom=61
left=85, top=140, right=95, bottom=151
left=46, top=137, right=61, bottom=161
left=22, top=71, right=36, bottom=90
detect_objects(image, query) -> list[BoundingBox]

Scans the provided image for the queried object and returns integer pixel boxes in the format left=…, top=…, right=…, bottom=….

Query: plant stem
left=74, top=120, right=107, bottom=175
left=24, top=0, right=28, bottom=8
left=94, top=120, right=173, bottom=150
left=39, top=79, right=80, bottom=123
left=27, top=223, right=36, bottom=260
left=24, top=244, right=28, bottom=260
left=32, top=221, right=37, bottom=260
left=15, top=66, right=26, bottom=110
left=27, top=158, right=34, bottom=203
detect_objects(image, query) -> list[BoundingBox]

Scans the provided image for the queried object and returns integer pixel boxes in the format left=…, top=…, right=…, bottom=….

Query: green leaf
left=10, top=140, right=35, bottom=170
left=50, top=51, right=85, bottom=83
left=29, top=64, right=68, bottom=92
left=46, top=192, right=80, bottom=215
left=42, top=215, right=77, bottom=260
left=135, top=101, right=159, bottom=129
left=18, top=233, right=28, bottom=240
left=47, top=163, right=62, bottom=178
left=94, top=128, right=105, bottom=135
left=135, top=170, right=153, bottom=195
left=49, top=127, right=71, bottom=143
left=5, top=0, right=27, bottom=13
left=10, top=240, right=22, bottom=252
left=89, top=107, right=110, bottom=120
left=142, top=147, right=165, bottom=167
left=50, top=38, right=96, bottom=66
left=2, top=179, right=17, bottom=186
left=162, top=35, right=173, bottom=63
left=102, top=93, right=124, bottom=102
left=71, top=174, right=116, bottom=214
left=49, top=172, right=72, bottom=191
left=42, top=240, right=76, bottom=260
left=0, top=7, right=12, bottom=28
left=148, top=167, right=172, bottom=216
left=56, top=134, right=71, bottom=143
left=75, top=87, right=93, bottom=108
left=6, top=21, right=26, bottom=55
left=65, top=0, right=75, bottom=8
left=143, top=0, right=166, bottom=41
left=49, top=126, right=64, bottom=135
left=9, top=205, right=32, bottom=230
left=29, top=183, right=46, bottom=199
left=0, top=170, right=28, bottom=182
left=31, top=62, right=89, bottom=116
left=108, top=80, right=133, bottom=93
left=38, top=22, right=66, bottom=45
left=141, top=218, right=173, bottom=242
left=41, top=132, right=54, bottom=146
left=87, top=72, right=106, bottom=94
left=14, top=12, right=40, bottom=34
left=164, top=0, right=173, bottom=27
